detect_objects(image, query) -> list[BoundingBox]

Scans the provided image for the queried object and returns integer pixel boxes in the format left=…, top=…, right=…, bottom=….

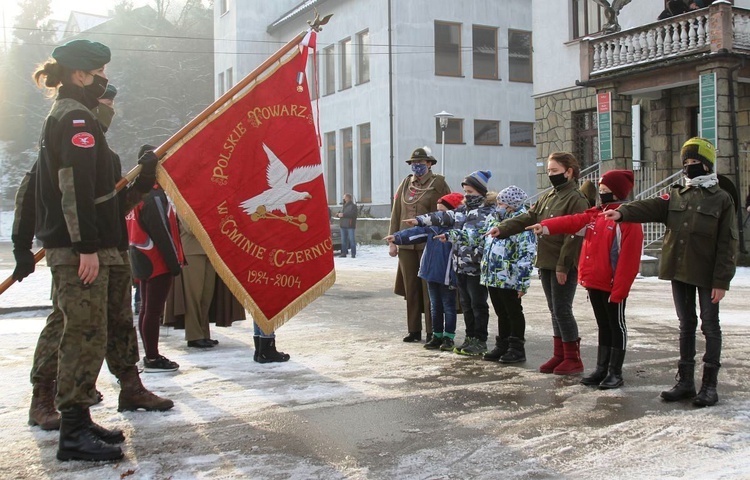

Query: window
left=474, top=120, right=500, bottom=145
left=220, top=0, right=228, bottom=15
left=473, top=26, right=498, bottom=79
left=573, top=110, right=599, bottom=168
left=509, top=122, right=535, bottom=146
left=308, top=54, right=318, bottom=100
left=358, top=123, right=372, bottom=202
left=435, top=117, right=464, bottom=144
left=357, top=30, right=370, bottom=84
left=225, top=67, right=233, bottom=91
left=435, top=21, right=461, bottom=76
left=573, top=0, right=605, bottom=38
left=324, top=45, right=335, bottom=95
left=340, top=38, right=352, bottom=90
left=508, top=30, right=532, bottom=83
left=325, top=132, right=337, bottom=204
left=342, top=127, right=353, bottom=196
left=218, top=71, right=225, bottom=96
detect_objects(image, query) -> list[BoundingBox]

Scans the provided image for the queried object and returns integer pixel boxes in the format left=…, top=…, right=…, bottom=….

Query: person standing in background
left=337, top=193, right=358, bottom=258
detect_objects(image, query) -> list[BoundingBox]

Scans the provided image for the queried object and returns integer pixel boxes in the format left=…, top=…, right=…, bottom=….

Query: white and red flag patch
left=72, top=119, right=86, bottom=128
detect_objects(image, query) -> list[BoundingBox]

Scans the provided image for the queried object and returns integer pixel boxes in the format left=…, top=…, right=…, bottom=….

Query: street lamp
left=435, top=111, right=453, bottom=176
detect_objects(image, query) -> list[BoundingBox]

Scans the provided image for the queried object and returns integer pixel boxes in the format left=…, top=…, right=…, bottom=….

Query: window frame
left=472, top=25, right=499, bottom=80
left=508, top=29, right=533, bottom=83
left=474, top=119, right=501, bottom=146
left=342, top=127, right=354, bottom=196
left=573, top=109, right=599, bottom=168
left=325, top=131, right=337, bottom=204
left=434, top=21, right=462, bottom=77
left=217, top=71, right=225, bottom=96
left=356, top=29, right=370, bottom=85
left=435, top=117, right=465, bottom=145
left=572, top=0, right=605, bottom=39
left=358, top=123, right=372, bottom=203
left=340, top=37, right=352, bottom=91
left=509, top=121, right=535, bottom=147
left=324, top=45, right=335, bottom=96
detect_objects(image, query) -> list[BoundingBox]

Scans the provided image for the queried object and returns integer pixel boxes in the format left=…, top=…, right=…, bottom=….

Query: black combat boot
left=85, top=409, right=125, bottom=444
left=253, top=336, right=260, bottom=361
left=256, top=337, right=291, bottom=363
left=56, top=407, right=123, bottom=462
left=693, top=363, right=720, bottom=407
left=581, top=345, right=610, bottom=386
left=482, top=336, right=509, bottom=362
left=660, top=361, right=696, bottom=402
left=500, top=337, right=526, bottom=363
left=599, top=348, right=625, bottom=389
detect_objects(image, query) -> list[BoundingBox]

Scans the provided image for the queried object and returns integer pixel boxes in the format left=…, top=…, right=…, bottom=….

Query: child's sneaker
left=453, top=337, right=473, bottom=354
left=424, top=335, right=443, bottom=350
left=460, top=339, right=488, bottom=356
left=143, top=355, right=179, bottom=373
left=439, top=337, right=455, bottom=351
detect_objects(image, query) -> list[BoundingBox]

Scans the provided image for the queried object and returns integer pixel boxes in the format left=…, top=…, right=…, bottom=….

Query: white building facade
left=215, top=0, right=536, bottom=216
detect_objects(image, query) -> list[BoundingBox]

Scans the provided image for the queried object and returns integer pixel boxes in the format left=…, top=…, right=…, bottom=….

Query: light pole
left=434, top=111, right=453, bottom=176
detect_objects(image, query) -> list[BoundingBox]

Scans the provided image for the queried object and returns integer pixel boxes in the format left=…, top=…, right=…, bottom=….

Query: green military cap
left=52, top=39, right=111, bottom=71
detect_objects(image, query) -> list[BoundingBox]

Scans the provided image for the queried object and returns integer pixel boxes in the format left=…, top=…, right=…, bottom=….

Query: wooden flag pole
left=0, top=30, right=310, bottom=297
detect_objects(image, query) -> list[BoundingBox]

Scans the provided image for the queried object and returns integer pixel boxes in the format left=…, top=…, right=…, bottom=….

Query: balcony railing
left=583, top=4, right=750, bottom=79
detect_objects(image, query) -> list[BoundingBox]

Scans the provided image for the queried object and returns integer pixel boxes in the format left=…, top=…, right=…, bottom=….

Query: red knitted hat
left=599, top=169, right=634, bottom=201
left=438, top=192, right=464, bottom=210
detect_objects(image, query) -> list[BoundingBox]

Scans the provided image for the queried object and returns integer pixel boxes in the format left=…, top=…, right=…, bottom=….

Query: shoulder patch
left=71, top=132, right=96, bottom=149
left=72, top=119, right=86, bottom=128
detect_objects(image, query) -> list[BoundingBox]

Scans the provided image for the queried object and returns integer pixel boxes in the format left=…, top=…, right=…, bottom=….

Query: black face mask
left=599, top=192, right=616, bottom=205
left=548, top=172, right=567, bottom=188
left=464, top=194, right=484, bottom=210
left=684, top=163, right=707, bottom=179
left=84, top=73, right=109, bottom=99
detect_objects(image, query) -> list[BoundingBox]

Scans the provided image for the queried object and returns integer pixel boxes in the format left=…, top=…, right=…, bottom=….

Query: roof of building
left=62, top=11, right=111, bottom=40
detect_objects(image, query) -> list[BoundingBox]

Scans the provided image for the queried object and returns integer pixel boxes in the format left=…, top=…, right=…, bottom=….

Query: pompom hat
left=599, top=169, right=635, bottom=201
left=461, top=170, right=492, bottom=196
left=438, top=192, right=465, bottom=210
left=497, top=185, right=528, bottom=210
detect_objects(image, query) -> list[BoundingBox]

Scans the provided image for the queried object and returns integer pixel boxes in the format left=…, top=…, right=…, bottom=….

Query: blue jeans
left=671, top=280, right=721, bottom=366
left=456, top=273, right=489, bottom=341
left=341, top=227, right=356, bottom=256
left=539, top=268, right=579, bottom=342
left=254, top=322, right=275, bottom=339
left=426, top=281, right=457, bottom=335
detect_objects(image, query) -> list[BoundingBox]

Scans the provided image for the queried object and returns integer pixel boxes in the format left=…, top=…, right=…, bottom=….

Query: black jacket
left=340, top=200, right=358, bottom=229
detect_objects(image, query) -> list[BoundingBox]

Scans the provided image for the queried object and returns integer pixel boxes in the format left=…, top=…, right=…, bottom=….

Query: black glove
left=12, top=249, right=35, bottom=282
left=137, top=145, right=158, bottom=177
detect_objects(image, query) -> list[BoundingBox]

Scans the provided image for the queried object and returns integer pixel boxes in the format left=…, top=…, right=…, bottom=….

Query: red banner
left=157, top=40, right=334, bottom=332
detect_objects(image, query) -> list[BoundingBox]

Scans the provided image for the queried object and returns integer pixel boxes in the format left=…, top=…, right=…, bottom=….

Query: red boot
left=554, top=338, right=584, bottom=375
left=539, top=337, right=563, bottom=374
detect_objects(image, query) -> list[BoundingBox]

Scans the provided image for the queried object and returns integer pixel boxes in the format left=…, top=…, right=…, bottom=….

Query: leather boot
left=660, top=361, right=696, bottom=402
left=539, top=336, right=564, bottom=373
left=693, top=363, right=720, bottom=407
left=28, top=380, right=60, bottom=430
left=581, top=345, right=610, bottom=386
left=500, top=336, right=526, bottom=363
left=253, top=336, right=260, bottom=361
left=599, top=348, right=625, bottom=389
left=256, top=337, right=291, bottom=363
left=117, top=366, right=174, bottom=412
left=482, top=336, right=509, bottom=362
left=553, top=338, right=584, bottom=375
left=56, top=407, right=123, bottom=462
left=84, top=409, right=125, bottom=444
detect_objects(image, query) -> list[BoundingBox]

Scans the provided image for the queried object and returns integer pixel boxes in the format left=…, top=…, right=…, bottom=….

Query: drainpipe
left=727, top=60, right=747, bottom=253
left=388, top=0, right=395, bottom=209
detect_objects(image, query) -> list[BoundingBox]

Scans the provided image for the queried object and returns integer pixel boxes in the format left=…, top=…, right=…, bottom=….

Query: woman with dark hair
left=488, top=152, right=589, bottom=375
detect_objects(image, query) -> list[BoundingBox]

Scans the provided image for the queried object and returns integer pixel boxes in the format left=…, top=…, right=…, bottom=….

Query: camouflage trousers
left=33, top=258, right=140, bottom=410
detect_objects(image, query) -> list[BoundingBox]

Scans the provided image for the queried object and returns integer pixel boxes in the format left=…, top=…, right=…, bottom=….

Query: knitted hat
left=497, top=185, right=528, bottom=210
left=461, top=170, right=492, bottom=196
left=52, top=39, right=111, bottom=71
left=681, top=137, right=716, bottom=172
left=101, top=84, right=117, bottom=101
left=599, top=169, right=635, bottom=201
left=438, top=192, right=464, bottom=210
left=406, top=146, right=437, bottom=165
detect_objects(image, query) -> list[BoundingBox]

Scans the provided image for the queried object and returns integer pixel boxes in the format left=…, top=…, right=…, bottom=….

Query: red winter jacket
left=541, top=204, right=643, bottom=303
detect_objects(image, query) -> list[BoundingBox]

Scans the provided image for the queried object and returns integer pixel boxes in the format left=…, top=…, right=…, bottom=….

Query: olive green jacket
left=389, top=171, right=451, bottom=250
left=618, top=184, right=737, bottom=290
left=496, top=180, right=589, bottom=273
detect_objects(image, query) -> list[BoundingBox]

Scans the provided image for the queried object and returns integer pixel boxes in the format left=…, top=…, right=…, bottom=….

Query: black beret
left=101, top=84, right=117, bottom=101
left=52, top=39, right=111, bottom=71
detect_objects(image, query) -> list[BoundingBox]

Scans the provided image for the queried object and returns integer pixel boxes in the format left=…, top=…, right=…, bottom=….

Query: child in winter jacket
left=528, top=170, right=643, bottom=389
left=127, top=185, right=185, bottom=372
left=385, top=192, right=465, bottom=351
left=413, top=170, right=495, bottom=356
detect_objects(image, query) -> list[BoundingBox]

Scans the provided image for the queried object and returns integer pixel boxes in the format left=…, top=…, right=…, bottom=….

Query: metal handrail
left=635, top=171, right=685, bottom=251
left=634, top=170, right=683, bottom=200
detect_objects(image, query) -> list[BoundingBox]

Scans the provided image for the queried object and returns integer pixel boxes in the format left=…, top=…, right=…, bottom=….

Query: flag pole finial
left=307, top=9, right=333, bottom=32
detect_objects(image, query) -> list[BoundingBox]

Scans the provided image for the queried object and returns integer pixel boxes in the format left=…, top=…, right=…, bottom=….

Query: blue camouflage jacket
left=392, top=225, right=456, bottom=286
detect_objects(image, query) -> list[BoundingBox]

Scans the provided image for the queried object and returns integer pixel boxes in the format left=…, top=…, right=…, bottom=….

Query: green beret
left=101, top=84, right=117, bottom=101
left=52, top=39, right=111, bottom=71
